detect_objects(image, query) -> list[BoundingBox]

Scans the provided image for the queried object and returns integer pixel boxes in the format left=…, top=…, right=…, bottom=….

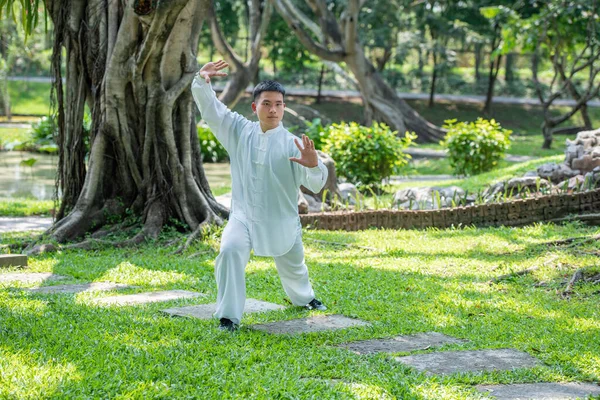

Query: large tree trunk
left=41, top=0, right=227, bottom=247
left=344, top=47, right=445, bottom=142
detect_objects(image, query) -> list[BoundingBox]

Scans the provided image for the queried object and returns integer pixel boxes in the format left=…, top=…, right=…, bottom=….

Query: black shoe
left=306, top=298, right=327, bottom=311
left=218, top=318, right=238, bottom=332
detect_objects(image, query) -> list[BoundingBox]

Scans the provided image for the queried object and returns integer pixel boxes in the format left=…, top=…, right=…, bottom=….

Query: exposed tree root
left=304, top=238, right=378, bottom=251
left=490, top=266, right=539, bottom=284
left=173, top=217, right=221, bottom=255
left=545, top=233, right=600, bottom=247
left=187, top=250, right=214, bottom=259
left=561, top=268, right=585, bottom=298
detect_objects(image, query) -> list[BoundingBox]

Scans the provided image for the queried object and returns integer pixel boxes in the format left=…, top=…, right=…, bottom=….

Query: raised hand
left=197, top=60, right=229, bottom=84
left=290, top=134, right=319, bottom=168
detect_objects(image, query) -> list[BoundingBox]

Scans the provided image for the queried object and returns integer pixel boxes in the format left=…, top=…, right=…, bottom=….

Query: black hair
left=252, top=80, right=286, bottom=101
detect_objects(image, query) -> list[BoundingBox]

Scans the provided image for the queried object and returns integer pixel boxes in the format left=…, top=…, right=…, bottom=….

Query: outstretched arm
left=191, top=60, right=249, bottom=153
left=291, top=135, right=328, bottom=193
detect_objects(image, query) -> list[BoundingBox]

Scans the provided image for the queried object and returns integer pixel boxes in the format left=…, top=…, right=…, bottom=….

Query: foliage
left=197, top=123, right=228, bottom=163
left=29, top=115, right=55, bottom=145
left=303, top=118, right=328, bottom=150
left=322, top=122, right=414, bottom=189
left=442, top=118, right=512, bottom=176
left=263, top=12, right=314, bottom=75
left=0, top=5, right=52, bottom=76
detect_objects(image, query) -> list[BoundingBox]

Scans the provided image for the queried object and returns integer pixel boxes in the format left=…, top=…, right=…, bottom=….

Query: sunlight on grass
left=0, top=350, right=80, bottom=399
left=96, top=261, right=194, bottom=287
left=1, top=221, right=599, bottom=398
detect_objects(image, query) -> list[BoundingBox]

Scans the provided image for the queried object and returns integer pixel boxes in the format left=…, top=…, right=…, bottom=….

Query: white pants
left=214, top=217, right=315, bottom=325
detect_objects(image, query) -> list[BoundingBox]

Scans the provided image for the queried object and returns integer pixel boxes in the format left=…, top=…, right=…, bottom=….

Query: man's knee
left=219, top=241, right=248, bottom=261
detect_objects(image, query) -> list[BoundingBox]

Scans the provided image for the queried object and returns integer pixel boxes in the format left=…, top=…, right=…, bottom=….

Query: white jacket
left=191, top=77, right=328, bottom=256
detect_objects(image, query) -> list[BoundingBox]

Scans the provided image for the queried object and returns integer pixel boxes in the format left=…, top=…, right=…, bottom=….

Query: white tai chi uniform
left=191, top=76, right=328, bottom=325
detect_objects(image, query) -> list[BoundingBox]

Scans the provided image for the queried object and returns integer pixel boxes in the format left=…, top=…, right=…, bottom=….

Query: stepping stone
left=476, top=382, right=600, bottom=399
left=396, top=349, right=541, bottom=375
left=90, top=290, right=204, bottom=306
left=0, top=272, right=67, bottom=284
left=0, top=254, right=28, bottom=267
left=339, top=332, right=468, bottom=354
left=251, top=314, right=369, bottom=334
left=162, top=298, right=284, bottom=319
left=24, top=282, right=133, bottom=294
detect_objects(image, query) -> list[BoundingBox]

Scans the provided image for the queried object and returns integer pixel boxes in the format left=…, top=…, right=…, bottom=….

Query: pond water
left=0, top=151, right=231, bottom=200
left=0, top=152, right=57, bottom=199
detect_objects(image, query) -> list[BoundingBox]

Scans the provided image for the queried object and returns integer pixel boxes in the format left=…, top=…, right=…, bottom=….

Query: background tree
left=505, top=0, right=600, bottom=148
left=2, top=0, right=229, bottom=252
left=270, top=0, right=446, bottom=142
left=210, top=0, right=272, bottom=107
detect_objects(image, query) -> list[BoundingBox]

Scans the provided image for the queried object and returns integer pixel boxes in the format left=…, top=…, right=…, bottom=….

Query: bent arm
left=191, top=76, right=248, bottom=153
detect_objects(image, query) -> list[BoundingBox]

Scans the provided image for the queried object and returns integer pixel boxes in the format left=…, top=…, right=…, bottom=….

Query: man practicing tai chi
left=191, top=60, right=328, bottom=332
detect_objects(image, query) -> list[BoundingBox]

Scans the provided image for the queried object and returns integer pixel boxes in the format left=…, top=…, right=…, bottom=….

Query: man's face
left=252, top=91, right=285, bottom=131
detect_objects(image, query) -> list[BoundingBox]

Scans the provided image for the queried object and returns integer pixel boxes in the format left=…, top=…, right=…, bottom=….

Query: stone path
left=0, top=254, right=27, bottom=267
left=404, top=148, right=537, bottom=162
left=162, top=298, right=284, bottom=319
left=339, top=332, right=468, bottom=355
left=476, top=382, right=600, bottom=399
left=395, top=349, right=541, bottom=375
left=0, top=272, right=67, bottom=284
left=251, top=314, right=370, bottom=334
left=25, top=282, right=133, bottom=294
left=0, top=217, right=53, bottom=232
left=90, top=290, right=204, bottom=306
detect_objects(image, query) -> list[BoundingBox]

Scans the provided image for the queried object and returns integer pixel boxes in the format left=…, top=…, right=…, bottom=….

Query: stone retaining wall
left=300, top=188, right=600, bottom=231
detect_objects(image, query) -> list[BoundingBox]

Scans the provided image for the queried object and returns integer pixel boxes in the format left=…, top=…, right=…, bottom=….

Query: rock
left=564, top=141, right=584, bottom=164
left=537, top=163, right=580, bottom=183
left=523, top=170, right=538, bottom=177
left=305, top=193, right=329, bottom=213
left=584, top=167, right=600, bottom=189
left=555, top=175, right=585, bottom=191
left=298, top=191, right=309, bottom=214
left=338, top=182, right=361, bottom=206
left=484, top=177, right=551, bottom=200
left=300, top=151, right=344, bottom=211
left=393, top=186, right=470, bottom=210
left=572, top=154, right=600, bottom=173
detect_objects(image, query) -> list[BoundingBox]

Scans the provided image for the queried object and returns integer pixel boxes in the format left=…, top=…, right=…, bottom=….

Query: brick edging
left=300, top=189, right=600, bottom=231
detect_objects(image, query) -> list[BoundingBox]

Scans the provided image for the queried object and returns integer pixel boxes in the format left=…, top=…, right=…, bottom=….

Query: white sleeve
left=191, top=76, right=249, bottom=153
left=297, top=158, right=329, bottom=194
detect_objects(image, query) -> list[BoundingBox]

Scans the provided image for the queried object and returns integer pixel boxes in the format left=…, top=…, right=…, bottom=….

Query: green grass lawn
left=0, top=199, right=56, bottom=217
left=1, top=221, right=599, bottom=399
left=7, top=81, right=52, bottom=116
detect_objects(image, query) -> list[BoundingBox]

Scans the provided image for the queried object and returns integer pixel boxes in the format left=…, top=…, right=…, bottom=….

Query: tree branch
left=271, top=0, right=346, bottom=62
left=209, top=0, right=244, bottom=69
left=344, top=0, right=359, bottom=55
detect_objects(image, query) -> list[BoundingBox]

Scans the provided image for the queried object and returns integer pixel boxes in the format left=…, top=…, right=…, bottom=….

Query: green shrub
left=30, top=116, right=56, bottom=145
left=322, top=122, right=415, bottom=189
left=197, top=123, right=228, bottom=163
left=304, top=118, right=328, bottom=150
left=441, top=118, right=512, bottom=176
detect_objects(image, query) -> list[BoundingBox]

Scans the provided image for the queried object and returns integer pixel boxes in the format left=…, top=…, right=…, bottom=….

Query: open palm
left=198, top=60, right=229, bottom=83
left=290, top=135, right=319, bottom=168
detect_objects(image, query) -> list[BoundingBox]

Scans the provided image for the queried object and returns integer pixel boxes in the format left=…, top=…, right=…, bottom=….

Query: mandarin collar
left=260, top=122, right=283, bottom=137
